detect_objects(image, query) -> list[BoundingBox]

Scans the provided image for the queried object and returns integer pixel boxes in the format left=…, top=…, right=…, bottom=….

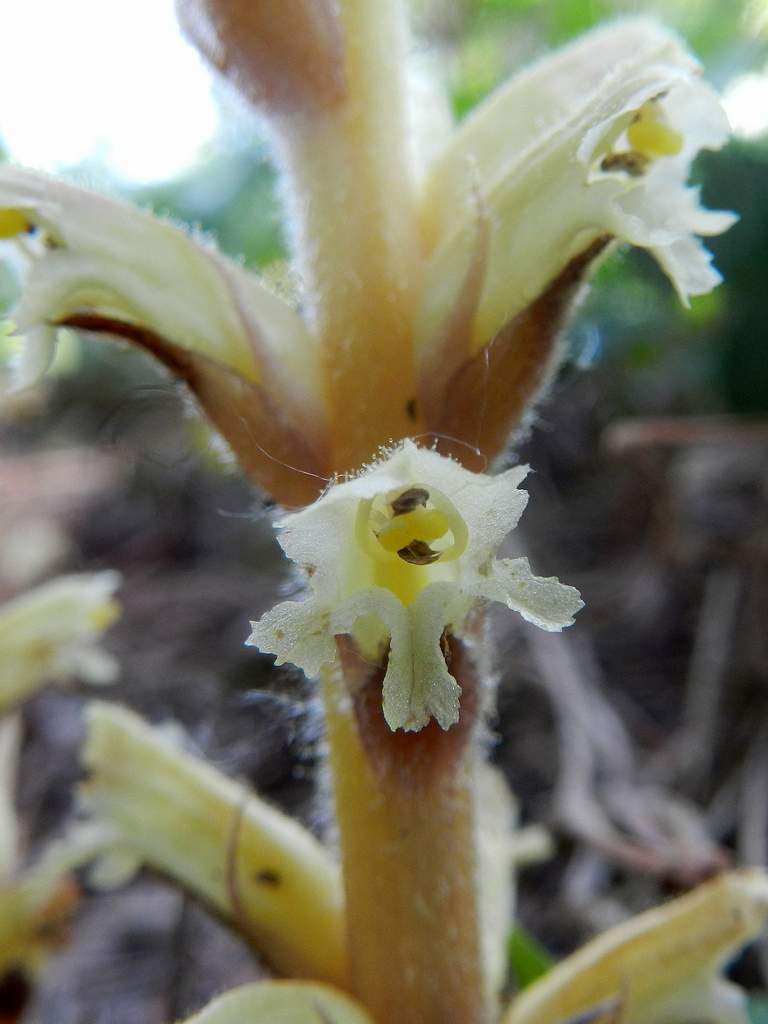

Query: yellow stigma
left=376, top=507, right=451, bottom=554
left=627, top=102, right=684, bottom=159
left=355, top=484, right=469, bottom=605
left=0, top=208, right=31, bottom=239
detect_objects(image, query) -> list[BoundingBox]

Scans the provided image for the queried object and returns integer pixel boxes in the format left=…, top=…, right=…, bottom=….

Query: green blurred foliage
left=136, top=149, right=284, bottom=270
left=507, top=925, right=555, bottom=990
left=446, top=0, right=763, bottom=86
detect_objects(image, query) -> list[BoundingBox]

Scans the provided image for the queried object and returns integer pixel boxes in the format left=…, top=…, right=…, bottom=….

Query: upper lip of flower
left=0, top=14, right=735, bottom=500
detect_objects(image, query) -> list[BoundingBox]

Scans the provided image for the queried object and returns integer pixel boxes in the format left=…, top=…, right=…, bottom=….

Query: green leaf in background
left=508, top=926, right=555, bottom=990
left=749, top=996, right=768, bottom=1024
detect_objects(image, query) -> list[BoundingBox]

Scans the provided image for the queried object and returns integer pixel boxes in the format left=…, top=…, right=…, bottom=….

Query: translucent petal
left=275, top=441, right=529, bottom=579
left=475, top=557, right=584, bottom=632
left=0, top=167, right=325, bottom=435
left=247, top=599, right=335, bottom=679
left=417, top=20, right=734, bottom=357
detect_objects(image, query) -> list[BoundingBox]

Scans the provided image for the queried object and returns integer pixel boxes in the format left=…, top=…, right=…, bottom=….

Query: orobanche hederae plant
left=0, top=3, right=765, bottom=1023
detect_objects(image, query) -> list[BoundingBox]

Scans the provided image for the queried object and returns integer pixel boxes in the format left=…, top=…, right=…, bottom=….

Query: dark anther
left=397, top=539, right=441, bottom=565
left=600, top=152, right=649, bottom=178
left=405, top=397, right=418, bottom=420
left=391, top=487, right=429, bottom=516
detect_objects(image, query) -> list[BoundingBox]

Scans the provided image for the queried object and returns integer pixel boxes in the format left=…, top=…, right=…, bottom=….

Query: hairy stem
left=322, top=638, right=489, bottom=1024
left=272, top=0, right=423, bottom=472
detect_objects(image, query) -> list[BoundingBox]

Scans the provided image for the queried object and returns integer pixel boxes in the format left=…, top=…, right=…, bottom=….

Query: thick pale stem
left=322, top=638, right=489, bottom=1024
left=273, top=0, right=423, bottom=472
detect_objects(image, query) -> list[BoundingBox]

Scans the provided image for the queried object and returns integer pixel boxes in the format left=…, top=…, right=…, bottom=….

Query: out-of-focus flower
left=0, top=571, right=121, bottom=713
left=502, top=868, right=768, bottom=1024
left=80, top=700, right=348, bottom=987
left=0, top=711, right=114, bottom=993
left=249, top=442, right=582, bottom=731
left=0, top=13, right=735, bottom=500
left=177, top=980, right=374, bottom=1024
left=0, top=824, right=110, bottom=982
left=0, top=178, right=327, bottom=506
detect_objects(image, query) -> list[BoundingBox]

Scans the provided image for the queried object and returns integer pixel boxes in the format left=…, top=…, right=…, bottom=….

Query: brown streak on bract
left=224, top=793, right=252, bottom=941
left=429, top=236, right=610, bottom=470
left=176, top=0, right=346, bottom=116
left=335, top=633, right=479, bottom=788
left=221, top=795, right=304, bottom=977
left=418, top=190, right=491, bottom=432
left=55, top=314, right=328, bottom=507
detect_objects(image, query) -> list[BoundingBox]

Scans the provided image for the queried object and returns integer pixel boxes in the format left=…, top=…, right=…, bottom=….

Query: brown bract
left=176, top=0, right=346, bottom=115
left=424, top=237, right=611, bottom=469
left=337, top=631, right=480, bottom=786
left=57, top=314, right=329, bottom=508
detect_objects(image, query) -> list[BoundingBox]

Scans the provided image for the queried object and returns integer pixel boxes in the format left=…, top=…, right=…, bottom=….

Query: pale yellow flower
left=249, top=441, right=582, bottom=731
left=0, top=572, right=121, bottom=713
left=503, top=869, right=768, bottom=1024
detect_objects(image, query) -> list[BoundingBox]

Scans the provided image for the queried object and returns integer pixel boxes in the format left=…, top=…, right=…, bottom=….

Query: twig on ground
left=527, top=630, right=725, bottom=884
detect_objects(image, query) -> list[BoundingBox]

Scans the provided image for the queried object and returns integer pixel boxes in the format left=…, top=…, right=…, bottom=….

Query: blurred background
left=1, top=1, right=768, bottom=1021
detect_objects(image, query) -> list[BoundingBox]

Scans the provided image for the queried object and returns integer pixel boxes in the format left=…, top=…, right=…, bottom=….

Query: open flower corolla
left=249, top=442, right=582, bottom=732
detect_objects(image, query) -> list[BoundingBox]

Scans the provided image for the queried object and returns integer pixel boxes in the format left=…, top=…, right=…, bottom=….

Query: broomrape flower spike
left=0, top=15, right=734, bottom=492
left=248, top=442, right=583, bottom=732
